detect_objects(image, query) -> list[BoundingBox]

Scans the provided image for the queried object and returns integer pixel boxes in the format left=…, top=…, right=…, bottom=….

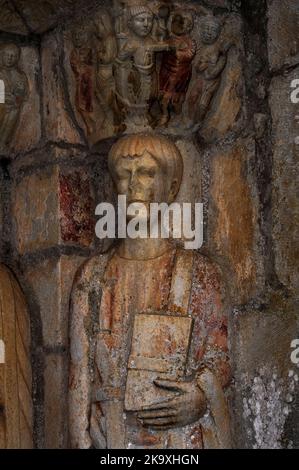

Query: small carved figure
left=69, top=134, right=231, bottom=449
left=0, top=44, right=28, bottom=151
left=94, top=9, right=121, bottom=131
left=70, top=27, right=95, bottom=136
left=188, top=14, right=230, bottom=126
left=158, top=11, right=196, bottom=127
left=152, top=2, right=172, bottom=42
left=114, top=4, right=170, bottom=127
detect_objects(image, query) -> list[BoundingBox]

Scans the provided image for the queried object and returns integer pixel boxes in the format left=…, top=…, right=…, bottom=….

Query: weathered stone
left=13, top=167, right=60, bottom=254
left=42, top=32, right=83, bottom=144
left=60, top=170, right=95, bottom=247
left=25, top=255, right=85, bottom=348
left=267, top=0, right=299, bottom=72
left=200, top=45, right=244, bottom=142
left=209, top=139, right=261, bottom=303
left=13, top=166, right=94, bottom=254
left=44, top=353, right=68, bottom=448
left=11, top=46, right=41, bottom=154
left=14, top=0, right=58, bottom=34
left=270, top=68, right=299, bottom=295
left=0, top=1, right=28, bottom=35
left=231, top=298, right=299, bottom=448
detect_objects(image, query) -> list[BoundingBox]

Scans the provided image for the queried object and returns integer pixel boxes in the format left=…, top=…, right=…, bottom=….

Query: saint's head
left=2, top=44, right=20, bottom=69
left=200, top=16, right=222, bottom=45
left=128, top=5, right=154, bottom=37
left=108, top=133, right=183, bottom=210
left=171, top=11, right=194, bottom=36
left=72, top=26, right=90, bottom=48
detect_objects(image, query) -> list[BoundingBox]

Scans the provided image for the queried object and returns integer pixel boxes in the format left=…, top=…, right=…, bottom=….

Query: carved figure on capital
left=188, top=12, right=232, bottom=128
left=0, top=44, right=28, bottom=151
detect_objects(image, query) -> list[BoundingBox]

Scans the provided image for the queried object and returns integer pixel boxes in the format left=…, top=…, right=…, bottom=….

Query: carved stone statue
left=70, top=27, right=95, bottom=136
left=0, top=44, right=28, bottom=151
left=188, top=14, right=230, bottom=127
left=158, top=10, right=196, bottom=127
left=0, top=264, right=33, bottom=448
left=114, top=4, right=169, bottom=128
left=94, top=9, right=121, bottom=132
left=69, top=133, right=231, bottom=449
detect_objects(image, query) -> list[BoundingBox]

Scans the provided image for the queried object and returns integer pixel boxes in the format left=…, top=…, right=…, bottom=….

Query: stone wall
left=0, top=0, right=298, bottom=448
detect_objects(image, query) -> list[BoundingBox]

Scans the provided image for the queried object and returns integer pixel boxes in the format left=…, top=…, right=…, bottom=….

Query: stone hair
left=108, top=133, right=184, bottom=185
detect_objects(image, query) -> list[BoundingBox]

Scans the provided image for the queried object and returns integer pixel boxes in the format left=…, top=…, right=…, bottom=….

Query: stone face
left=270, top=68, right=299, bottom=295
left=44, top=353, right=68, bottom=448
left=13, top=166, right=95, bottom=254
left=267, top=0, right=299, bottom=72
left=209, top=139, right=260, bottom=303
left=25, top=256, right=85, bottom=348
left=42, top=32, right=83, bottom=144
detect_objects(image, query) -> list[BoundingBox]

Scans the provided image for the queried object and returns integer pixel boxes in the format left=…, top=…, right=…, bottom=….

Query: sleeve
left=68, top=261, right=93, bottom=449
left=188, top=254, right=231, bottom=389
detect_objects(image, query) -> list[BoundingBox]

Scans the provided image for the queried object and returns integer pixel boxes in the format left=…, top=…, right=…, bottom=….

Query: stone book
left=124, top=313, right=193, bottom=411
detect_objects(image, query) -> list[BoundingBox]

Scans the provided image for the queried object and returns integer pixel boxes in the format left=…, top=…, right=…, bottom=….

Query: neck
left=117, top=237, right=172, bottom=260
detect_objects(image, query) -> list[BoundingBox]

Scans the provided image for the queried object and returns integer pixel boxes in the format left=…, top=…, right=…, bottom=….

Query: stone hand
left=137, top=378, right=207, bottom=430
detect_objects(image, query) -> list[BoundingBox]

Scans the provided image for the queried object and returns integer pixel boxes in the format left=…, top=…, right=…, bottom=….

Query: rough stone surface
left=25, top=255, right=85, bottom=348
left=208, top=139, right=261, bottom=303
left=267, top=0, right=299, bottom=72
left=11, top=46, right=41, bottom=154
left=12, top=167, right=60, bottom=254
left=12, top=166, right=95, bottom=254
left=270, top=67, right=299, bottom=296
left=44, top=353, right=68, bottom=448
left=231, top=299, right=299, bottom=448
left=0, top=1, right=28, bottom=35
left=42, top=32, right=83, bottom=145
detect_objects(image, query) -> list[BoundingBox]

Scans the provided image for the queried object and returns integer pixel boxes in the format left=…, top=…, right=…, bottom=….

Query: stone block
left=12, top=166, right=95, bottom=254
left=13, top=166, right=60, bottom=254
left=25, top=255, right=86, bottom=348
left=231, top=298, right=299, bottom=448
left=208, top=139, right=261, bottom=303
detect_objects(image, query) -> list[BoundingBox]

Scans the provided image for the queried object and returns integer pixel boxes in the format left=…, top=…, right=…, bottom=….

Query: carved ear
left=169, top=178, right=180, bottom=201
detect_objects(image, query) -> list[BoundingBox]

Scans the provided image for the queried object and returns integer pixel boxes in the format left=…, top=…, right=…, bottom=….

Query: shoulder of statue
left=72, top=250, right=114, bottom=294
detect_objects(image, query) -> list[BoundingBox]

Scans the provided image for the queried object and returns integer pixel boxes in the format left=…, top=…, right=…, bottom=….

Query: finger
left=143, top=399, right=176, bottom=411
left=153, top=379, right=183, bottom=393
left=137, top=409, right=177, bottom=419
left=140, top=417, right=178, bottom=427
